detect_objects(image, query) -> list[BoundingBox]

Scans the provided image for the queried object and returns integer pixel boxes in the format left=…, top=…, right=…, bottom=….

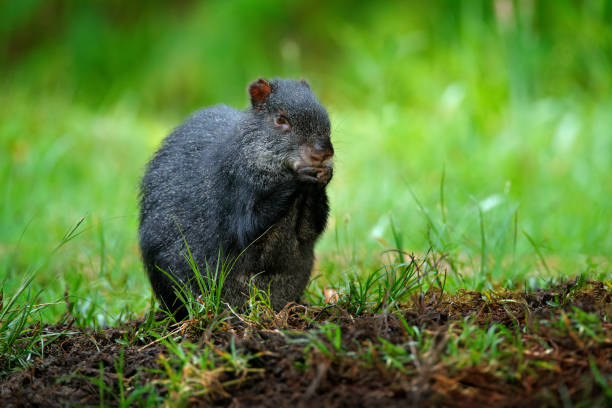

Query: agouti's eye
left=274, top=114, right=291, bottom=130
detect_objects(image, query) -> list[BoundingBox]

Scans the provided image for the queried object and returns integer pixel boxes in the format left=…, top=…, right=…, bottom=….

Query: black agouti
left=139, top=78, right=334, bottom=319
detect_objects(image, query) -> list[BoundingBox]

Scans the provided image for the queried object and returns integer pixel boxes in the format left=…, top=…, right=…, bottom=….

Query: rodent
left=138, top=78, right=334, bottom=319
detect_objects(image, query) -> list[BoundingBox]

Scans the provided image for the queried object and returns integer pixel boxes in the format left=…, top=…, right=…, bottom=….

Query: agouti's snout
left=308, top=142, right=334, bottom=166
left=303, top=141, right=334, bottom=166
left=295, top=142, right=334, bottom=185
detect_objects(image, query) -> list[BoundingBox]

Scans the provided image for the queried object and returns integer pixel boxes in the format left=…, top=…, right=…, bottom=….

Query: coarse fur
left=139, top=78, right=333, bottom=319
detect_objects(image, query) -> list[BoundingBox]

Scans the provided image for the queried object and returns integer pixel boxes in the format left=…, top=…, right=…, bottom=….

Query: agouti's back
left=139, top=78, right=334, bottom=319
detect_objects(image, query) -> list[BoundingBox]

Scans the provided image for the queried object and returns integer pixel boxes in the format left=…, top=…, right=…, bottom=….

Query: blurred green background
left=1, top=0, right=611, bottom=324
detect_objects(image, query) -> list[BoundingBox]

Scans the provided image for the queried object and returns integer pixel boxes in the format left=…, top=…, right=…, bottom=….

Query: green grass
left=1, top=1, right=612, bottom=404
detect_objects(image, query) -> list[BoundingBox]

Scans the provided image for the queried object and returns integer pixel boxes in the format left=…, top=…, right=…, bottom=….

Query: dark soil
left=1, top=280, right=611, bottom=407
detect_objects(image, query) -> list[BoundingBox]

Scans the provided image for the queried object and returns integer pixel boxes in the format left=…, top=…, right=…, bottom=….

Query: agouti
left=138, top=78, right=334, bottom=319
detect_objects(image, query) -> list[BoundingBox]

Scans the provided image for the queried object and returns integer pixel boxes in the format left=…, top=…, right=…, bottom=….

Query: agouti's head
left=247, top=78, right=334, bottom=185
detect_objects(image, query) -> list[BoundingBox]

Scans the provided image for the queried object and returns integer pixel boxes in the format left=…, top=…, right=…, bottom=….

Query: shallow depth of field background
left=1, top=0, right=611, bottom=324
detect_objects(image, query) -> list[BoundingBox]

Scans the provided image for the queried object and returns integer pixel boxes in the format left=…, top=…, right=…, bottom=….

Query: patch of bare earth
left=1, top=281, right=611, bottom=407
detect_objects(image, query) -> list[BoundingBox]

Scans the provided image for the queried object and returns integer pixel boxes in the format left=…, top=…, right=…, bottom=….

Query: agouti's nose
left=309, top=149, right=333, bottom=164
left=309, top=142, right=334, bottom=165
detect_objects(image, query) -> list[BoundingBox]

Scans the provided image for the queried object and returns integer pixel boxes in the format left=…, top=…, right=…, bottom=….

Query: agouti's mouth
left=289, top=146, right=334, bottom=184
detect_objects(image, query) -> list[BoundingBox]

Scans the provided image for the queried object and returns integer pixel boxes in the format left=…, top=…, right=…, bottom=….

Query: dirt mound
left=1, top=281, right=610, bottom=407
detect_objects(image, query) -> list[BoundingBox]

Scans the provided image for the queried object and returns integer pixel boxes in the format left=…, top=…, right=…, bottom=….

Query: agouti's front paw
left=297, top=166, right=333, bottom=185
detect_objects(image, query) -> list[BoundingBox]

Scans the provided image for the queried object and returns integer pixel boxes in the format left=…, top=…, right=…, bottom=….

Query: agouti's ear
left=248, top=78, right=271, bottom=110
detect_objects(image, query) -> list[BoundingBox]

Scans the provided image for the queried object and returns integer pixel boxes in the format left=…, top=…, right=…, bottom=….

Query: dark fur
left=139, top=78, right=333, bottom=319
